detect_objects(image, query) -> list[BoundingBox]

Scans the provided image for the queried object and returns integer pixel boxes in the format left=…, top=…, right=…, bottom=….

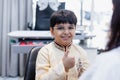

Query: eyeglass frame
left=53, top=24, right=76, bottom=32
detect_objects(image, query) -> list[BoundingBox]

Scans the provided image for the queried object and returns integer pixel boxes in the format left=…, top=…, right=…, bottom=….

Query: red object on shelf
left=27, top=41, right=34, bottom=45
left=20, top=41, right=26, bottom=45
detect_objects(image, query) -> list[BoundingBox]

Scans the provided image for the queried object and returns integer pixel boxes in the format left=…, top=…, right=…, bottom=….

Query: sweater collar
left=54, top=41, right=72, bottom=52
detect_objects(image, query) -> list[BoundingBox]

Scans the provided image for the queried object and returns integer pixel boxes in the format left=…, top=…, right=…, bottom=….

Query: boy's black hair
left=50, top=9, right=77, bottom=28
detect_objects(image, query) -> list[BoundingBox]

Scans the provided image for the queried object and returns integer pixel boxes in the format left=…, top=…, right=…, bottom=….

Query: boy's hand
left=62, top=50, right=75, bottom=72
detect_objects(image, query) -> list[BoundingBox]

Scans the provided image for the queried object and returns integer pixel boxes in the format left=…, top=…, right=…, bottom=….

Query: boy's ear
left=50, top=27, right=54, bottom=36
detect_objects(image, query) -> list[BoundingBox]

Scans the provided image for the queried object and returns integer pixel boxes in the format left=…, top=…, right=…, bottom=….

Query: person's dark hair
left=50, top=9, right=77, bottom=28
left=105, top=0, right=120, bottom=51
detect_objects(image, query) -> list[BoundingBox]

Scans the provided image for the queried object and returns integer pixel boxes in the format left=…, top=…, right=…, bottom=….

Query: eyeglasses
left=54, top=25, right=76, bottom=32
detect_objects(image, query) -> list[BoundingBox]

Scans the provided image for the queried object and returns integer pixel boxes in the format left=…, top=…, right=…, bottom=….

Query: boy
left=36, top=9, right=89, bottom=80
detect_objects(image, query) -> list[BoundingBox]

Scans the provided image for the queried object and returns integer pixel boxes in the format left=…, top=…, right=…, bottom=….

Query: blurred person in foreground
left=78, top=0, right=120, bottom=80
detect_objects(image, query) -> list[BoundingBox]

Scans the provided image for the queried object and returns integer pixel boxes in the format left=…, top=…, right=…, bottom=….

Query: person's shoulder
left=39, top=42, right=54, bottom=52
left=72, top=44, right=87, bottom=54
left=95, top=49, right=120, bottom=73
left=99, top=46, right=120, bottom=59
left=95, top=47, right=120, bottom=64
left=110, top=46, right=120, bottom=54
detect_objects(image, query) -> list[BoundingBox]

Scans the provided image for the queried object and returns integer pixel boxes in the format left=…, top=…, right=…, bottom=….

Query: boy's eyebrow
left=57, top=24, right=66, bottom=27
left=58, top=23, right=74, bottom=26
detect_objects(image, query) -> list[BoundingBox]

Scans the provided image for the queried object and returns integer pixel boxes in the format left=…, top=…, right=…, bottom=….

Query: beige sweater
left=36, top=42, right=89, bottom=80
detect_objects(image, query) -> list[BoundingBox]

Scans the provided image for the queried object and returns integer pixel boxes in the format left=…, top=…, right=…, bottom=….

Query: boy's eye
left=54, top=25, right=75, bottom=31
left=57, top=27, right=64, bottom=30
left=68, top=26, right=75, bottom=30
left=56, top=27, right=75, bottom=31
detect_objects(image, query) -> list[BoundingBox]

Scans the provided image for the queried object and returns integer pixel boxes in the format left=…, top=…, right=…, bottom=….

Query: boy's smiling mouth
left=61, top=36, right=71, bottom=40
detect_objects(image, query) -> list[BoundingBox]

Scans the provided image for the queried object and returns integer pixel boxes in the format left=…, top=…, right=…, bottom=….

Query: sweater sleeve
left=77, top=47, right=90, bottom=77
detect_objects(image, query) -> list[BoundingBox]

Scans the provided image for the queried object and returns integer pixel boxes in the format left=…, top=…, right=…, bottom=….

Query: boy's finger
left=64, top=50, right=69, bottom=57
left=66, top=49, right=69, bottom=53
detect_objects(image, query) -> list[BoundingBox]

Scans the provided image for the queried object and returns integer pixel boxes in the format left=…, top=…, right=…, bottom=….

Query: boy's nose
left=64, top=29, right=69, bottom=34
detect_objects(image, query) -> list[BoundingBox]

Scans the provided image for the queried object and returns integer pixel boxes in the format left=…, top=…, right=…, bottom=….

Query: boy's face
left=50, top=23, right=76, bottom=46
